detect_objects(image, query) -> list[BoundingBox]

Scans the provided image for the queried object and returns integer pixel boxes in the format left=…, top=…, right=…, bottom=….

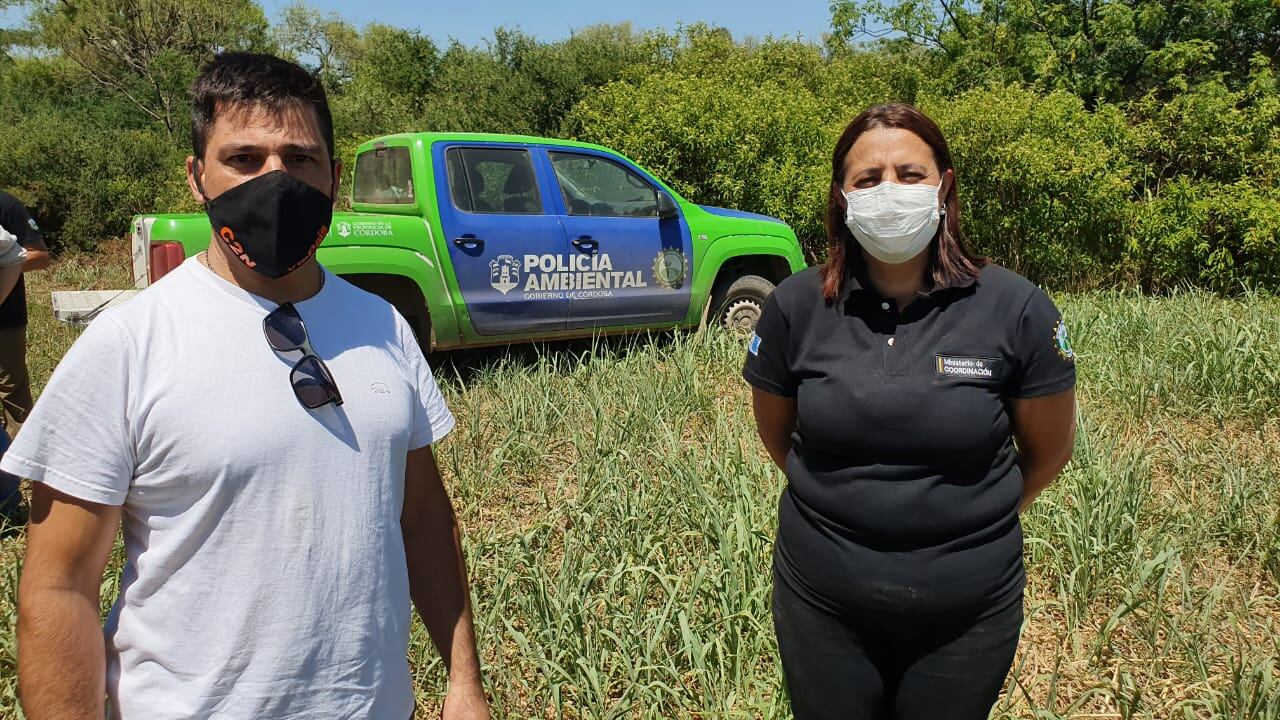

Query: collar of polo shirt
left=840, top=264, right=978, bottom=303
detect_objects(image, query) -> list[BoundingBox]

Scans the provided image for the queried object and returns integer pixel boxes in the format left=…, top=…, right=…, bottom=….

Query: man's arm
left=402, top=445, right=489, bottom=719
left=21, top=240, right=50, bottom=272
left=19, top=484, right=121, bottom=720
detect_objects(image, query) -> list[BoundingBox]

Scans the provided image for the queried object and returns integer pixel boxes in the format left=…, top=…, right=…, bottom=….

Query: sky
left=3, top=1, right=836, bottom=48
left=261, top=0, right=834, bottom=45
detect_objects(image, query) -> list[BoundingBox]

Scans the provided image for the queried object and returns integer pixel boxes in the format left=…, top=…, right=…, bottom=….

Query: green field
left=2, top=246, right=1278, bottom=719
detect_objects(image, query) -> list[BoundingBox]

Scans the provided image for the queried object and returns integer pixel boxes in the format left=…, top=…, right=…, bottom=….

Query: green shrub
left=1131, top=177, right=1280, bottom=292
left=1129, top=69, right=1280, bottom=188
left=923, top=86, right=1139, bottom=287
left=0, top=113, right=192, bottom=251
left=568, top=74, right=835, bottom=255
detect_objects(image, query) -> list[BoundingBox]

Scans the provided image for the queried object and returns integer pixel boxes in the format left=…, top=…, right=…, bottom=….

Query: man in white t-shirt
left=3, top=52, right=489, bottom=720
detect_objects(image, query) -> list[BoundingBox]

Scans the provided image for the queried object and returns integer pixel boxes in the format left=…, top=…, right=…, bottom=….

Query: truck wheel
left=712, top=275, right=775, bottom=333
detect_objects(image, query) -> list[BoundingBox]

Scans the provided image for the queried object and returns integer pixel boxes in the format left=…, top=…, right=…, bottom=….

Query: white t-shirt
left=0, top=223, right=26, bottom=266
left=2, top=257, right=454, bottom=719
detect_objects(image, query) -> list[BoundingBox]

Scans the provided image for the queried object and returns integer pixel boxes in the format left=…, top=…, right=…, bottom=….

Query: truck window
left=353, top=146, right=415, bottom=204
left=445, top=147, right=542, bottom=214
left=548, top=152, right=659, bottom=218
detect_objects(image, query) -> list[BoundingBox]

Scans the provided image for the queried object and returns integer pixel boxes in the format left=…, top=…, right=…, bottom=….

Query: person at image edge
left=3, top=52, right=490, bottom=720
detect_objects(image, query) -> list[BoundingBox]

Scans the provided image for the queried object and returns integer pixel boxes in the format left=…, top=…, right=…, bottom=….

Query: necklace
left=200, top=250, right=325, bottom=291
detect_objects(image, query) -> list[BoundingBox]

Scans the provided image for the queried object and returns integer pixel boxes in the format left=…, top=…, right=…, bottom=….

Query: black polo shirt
left=0, top=189, right=44, bottom=329
left=744, top=263, right=1074, bottom=620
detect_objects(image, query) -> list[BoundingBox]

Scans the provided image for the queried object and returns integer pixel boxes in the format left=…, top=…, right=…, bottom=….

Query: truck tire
left=712, top=274, right=775, bottom=333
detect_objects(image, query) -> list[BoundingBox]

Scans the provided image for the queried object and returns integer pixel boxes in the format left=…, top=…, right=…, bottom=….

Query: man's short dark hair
left=191, top=52, right=334, bottom=162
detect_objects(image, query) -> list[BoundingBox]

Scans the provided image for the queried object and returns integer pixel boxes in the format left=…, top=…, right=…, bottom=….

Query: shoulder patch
left=748, top=332, right=762, bottom=356
left=1053, top=318, right=1075, bottom=362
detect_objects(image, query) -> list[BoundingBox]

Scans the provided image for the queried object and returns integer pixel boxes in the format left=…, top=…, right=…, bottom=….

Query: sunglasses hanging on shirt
left=262, top=300, right=343, bottom=409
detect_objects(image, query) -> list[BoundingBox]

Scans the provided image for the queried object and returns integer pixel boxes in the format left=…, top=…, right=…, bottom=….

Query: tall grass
left=2, top=251, right=1278, bottom=719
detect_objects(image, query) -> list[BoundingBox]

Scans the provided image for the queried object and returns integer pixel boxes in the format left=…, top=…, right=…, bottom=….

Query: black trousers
left=772, top=570, right=1023, bottom=720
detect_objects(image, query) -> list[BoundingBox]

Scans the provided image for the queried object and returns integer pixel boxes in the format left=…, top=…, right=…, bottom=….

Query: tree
left=31, top=0, right=270, bottom=137
left=828, top=0, right=1280, bottom=104
left=272, top=2, right=361, bottom=89
left=353, top=23, right=439, bottom=99
left=328, top=24, right=440, bottom=141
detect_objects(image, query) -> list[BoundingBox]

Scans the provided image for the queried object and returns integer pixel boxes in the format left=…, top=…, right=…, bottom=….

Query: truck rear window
left=353, top=146, right=415, bottom=204
left=446, top=147, right=542, bottom=214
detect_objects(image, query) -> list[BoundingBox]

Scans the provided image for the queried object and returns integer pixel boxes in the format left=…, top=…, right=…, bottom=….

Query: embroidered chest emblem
left=935, top=355, right=1003, bottom=380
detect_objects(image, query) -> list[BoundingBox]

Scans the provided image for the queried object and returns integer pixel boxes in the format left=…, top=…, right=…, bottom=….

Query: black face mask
left=198, top=168, right=334, bottom=279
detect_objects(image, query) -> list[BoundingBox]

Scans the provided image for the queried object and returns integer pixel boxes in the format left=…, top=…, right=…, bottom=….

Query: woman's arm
left=1009, top=389, right=1076, bottom=511
left=751, top=387, right=797, bottom=472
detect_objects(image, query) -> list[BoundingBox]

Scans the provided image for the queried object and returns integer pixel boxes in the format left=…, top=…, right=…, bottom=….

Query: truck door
left=435, top=144, right=569, bottom=335
left=544, top=150, right=693, bottom=329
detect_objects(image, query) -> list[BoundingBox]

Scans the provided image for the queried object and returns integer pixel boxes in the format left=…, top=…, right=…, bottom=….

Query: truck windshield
left=353, top=147, right=415, bottom=204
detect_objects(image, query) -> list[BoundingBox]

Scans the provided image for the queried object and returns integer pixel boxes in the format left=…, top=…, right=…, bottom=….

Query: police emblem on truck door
left=489, top=254, right=520, bottom=295
left=652, top=249, right=687, bottom=290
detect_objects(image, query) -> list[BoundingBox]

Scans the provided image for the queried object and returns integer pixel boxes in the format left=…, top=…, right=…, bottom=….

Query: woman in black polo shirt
left=744, top=103, right=1076, bottom=719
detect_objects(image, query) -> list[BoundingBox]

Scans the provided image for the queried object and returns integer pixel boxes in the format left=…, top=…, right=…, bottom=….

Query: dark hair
left=191, top=52, right=334, bottom=162
left=820, top=103, right=985, bottom=302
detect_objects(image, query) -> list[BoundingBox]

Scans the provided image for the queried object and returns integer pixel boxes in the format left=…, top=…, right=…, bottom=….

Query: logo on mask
left=489, top=254, right=520, bottom=295
left=283, top=225, right=327, bottom=275
left=218, top=226, right=256, bottom=269
left=1053, top=319, right=1075, bottom=362
left=336, top=222, right=352, bottom=238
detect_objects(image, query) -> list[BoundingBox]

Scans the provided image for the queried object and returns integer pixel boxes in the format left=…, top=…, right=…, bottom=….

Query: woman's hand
left=751, top=387, right=797, bottom=472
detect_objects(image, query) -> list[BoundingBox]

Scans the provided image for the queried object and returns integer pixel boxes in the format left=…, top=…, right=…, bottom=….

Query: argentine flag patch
left=748, top=332, right=762, bottom=356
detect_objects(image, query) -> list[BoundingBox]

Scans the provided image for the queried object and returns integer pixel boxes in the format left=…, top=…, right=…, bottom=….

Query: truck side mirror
left=657, top=191, right=679, bottom=220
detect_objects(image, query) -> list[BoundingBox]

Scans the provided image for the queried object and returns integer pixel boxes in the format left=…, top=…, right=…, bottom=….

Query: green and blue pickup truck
left=59, top=133, right=806, bottom=350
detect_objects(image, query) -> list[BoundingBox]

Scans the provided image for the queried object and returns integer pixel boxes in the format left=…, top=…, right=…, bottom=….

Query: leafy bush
left=1131, top=178, right=1280, bottom=292
left=0, top=113, right=192, bottom=251
left=568, top=75, right=835, bottom=255
left=923, top=86, right=1138, bottom=287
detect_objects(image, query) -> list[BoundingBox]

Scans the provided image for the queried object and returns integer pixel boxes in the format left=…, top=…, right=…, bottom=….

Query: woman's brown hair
left=819, top=103, right=986, bottom=301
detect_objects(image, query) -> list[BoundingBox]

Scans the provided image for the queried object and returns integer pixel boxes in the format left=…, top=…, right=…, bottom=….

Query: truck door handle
left=452, top=235, right=484, bottom=250
left=571, top=235, right=598, bottom=252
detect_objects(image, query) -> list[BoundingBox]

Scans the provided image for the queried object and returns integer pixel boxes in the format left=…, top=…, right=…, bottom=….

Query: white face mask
left=843, top=181, right=943, bottom=264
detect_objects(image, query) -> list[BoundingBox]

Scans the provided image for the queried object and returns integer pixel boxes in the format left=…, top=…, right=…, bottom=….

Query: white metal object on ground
left=51, top=290, right=139, bottom=325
